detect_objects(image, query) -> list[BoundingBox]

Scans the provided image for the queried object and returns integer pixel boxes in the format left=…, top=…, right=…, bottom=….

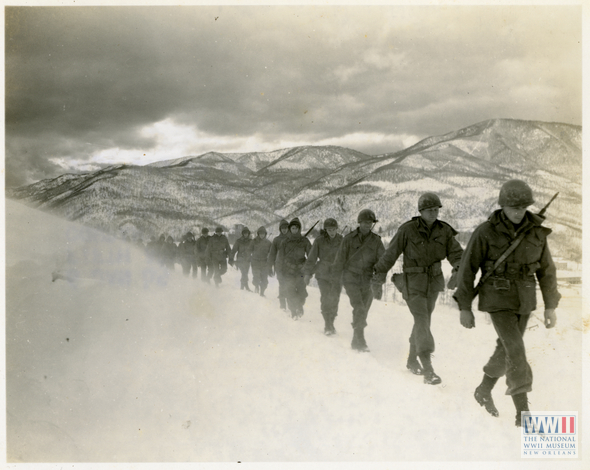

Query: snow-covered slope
left=5, top=200, right=585, bottom=465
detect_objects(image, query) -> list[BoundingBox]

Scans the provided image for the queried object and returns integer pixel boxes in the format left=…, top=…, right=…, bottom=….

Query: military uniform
left=162, top=236, right=178, bottom=270
left=454, top=209, right=561, bottom=395
left=303, top=224, right=343, bottom=334
left=454, top=180, right=560, bottom=425
left=250, top=227, right=272, bottom=296
left=374, top=216, right=463, bottom=373
left=178, top=232, right=198, bottom=277
left=332, top=210, right=385, bottom=351
left=231, top=229, right=253, bottom=290
left=267, top=219, right=290, bottom=310
left=205, top=228, right=231, bottom=286
left=278, top=218, right=312, bottom=318
left=195, top=229, right=211, bottom=282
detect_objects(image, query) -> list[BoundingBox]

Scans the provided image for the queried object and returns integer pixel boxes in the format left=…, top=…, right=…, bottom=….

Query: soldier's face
left=420, top=207, right=439, bottom=226
left=281, top=227, right=288, bottom=234
left=503, top=205, right=528, bottom=224
left=290, top=226, right=300, bottom=234
left=258, top=233, right=266, bottom=239
left=326, top=227, right=338, bottom=238
left=359, top=220, right=373, bottom=234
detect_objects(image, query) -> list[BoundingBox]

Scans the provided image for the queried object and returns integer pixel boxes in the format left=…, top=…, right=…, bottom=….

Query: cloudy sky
left=4, top=3, right=582, bottom=188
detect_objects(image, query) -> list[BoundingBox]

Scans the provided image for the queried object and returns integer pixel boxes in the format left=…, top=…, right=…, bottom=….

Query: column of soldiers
left=140, top=179, right=560, bottom=427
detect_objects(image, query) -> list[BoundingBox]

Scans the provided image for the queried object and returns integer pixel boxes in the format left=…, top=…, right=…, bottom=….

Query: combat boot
left=474, top=374, right=499, bottom=417
left=324, top=316, right=336, bottom=336
left=419, top=353, right=441, bottom=385
left=351, top=328, right=369, bottom=352
left=260, top=286, right=266, bottom=297
left=512, top=392, right=530, bottom=427
left=406, top=342, right=423, bottom=375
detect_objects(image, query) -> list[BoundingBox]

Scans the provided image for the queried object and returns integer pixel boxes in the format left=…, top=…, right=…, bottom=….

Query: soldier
left=205, top=226, right=231, bottom=287
left=162, top=235, right=178, bottom=271
left=230, top=226, right=253, bottom=291
left=250, top=226, right=272, bottom=297
left=373, top=193, right=463, bottom=385
left=454, top=180, right=560, bottom=426
left=178, top=231, right=197, bottom=277
left=303, top=218, right=343, bottom=335
left=154, top=234, right=167, bottom=265
left=278, top=218, right=312, bottom=319
left=267, top=219, right=290, bottom=311
left=195, top=228, right=211, bottom=282
left=332, top=209, right=385, bottom=352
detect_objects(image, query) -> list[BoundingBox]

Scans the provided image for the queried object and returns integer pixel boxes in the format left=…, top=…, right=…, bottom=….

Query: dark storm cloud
left=5, top=5, right=582, bottom=187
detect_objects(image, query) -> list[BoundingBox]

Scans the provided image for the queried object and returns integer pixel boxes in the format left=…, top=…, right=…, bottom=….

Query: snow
left=356, top=178, right=452, bottom=194
left=3, top=199, right=588, bottom=469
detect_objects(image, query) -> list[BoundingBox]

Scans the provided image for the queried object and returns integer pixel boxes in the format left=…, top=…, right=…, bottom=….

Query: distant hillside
left=7, top=119, right=582, bottom=260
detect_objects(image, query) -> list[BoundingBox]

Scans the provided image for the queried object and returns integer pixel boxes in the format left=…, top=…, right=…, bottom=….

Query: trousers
left=405, top=291, right=439, bottom=355
left=483, top=310, right=532, bottom=396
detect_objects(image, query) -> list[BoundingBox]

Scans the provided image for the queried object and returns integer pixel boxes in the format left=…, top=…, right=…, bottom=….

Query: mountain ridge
left=7, top=118, right=582, bottom=260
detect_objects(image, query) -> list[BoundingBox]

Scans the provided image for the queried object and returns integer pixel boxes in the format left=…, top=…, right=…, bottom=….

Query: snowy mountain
left=5, top=198, right=585, bottom=464
left=6, top=119, right=582, bottom=260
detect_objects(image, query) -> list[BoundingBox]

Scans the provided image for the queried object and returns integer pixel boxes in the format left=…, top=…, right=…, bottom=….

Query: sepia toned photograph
left=3, top=1, right=586, bottom=468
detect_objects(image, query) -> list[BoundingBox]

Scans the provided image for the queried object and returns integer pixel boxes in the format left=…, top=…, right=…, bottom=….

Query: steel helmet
left=257, top=226, right=267, bottom=235
left=498, top=180, right=534, bottom=207
left=324, top=218, right=338, bottom=229
left=357, top=209, right=378, bottom=223
left=418, top=192, right=442, bottom=211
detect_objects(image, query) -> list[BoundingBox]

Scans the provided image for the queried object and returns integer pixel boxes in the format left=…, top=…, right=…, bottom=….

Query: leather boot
left=351, top=328, right=369, bottom=352
left=419, top=352, right=441, bottom=385
left=406, top=342, right=423, bottom=375
left=512, top=392, right=529, bottom=427
left=474, top=374, right=499, bottom=417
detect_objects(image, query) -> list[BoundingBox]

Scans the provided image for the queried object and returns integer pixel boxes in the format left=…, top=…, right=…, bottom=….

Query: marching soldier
left=278, top=218, right=312, bottom=319
left=230, top=227, right=253, bottom=291
left=205, top=226, right=231, bottom=287
left=332, top=209, right=385, bottom=352
left=162, top=235, right=178, bottom=271
left=195, top=228, right=211, bottom=282
left=250, top=226, right=272, bottom=297
left=454, top=180, right=560, bottom=426
left=178, top=231, right=197, bottom=277
left=267, top=219, right=290, bottom=311
left=373, top=193, right=463, bottom=385
left=303, top=218, right=343, bottom=335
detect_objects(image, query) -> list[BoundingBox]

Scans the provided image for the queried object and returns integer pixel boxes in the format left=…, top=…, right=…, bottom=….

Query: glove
left=303, top=274, right=311, bottom=285
left=460, top=310, right=475, bottom=329
left=447, top=267, right=459, bottom=290
left=544, top=308, right=557, bottom=329
left=371, top=282, right=383, bottom=300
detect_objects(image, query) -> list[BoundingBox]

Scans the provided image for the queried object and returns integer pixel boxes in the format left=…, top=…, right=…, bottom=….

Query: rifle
left=340, top=225, right=348, bottom=235
left=303, top=220, right=320, bottom=238
left=472, top=192, right=559, bottom=298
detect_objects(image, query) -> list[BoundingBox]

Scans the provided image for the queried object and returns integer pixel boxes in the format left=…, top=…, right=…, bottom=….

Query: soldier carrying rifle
left=453, top=180, right=561, bottom=427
